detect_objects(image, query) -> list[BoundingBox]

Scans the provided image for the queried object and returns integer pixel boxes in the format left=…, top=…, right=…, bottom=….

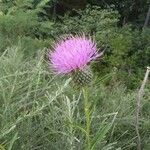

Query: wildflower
left=49, top=35, right=101, bottom=86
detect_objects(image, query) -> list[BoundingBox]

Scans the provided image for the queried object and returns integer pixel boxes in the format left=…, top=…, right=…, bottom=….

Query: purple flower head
left=49, top=35, right=99, bottom=74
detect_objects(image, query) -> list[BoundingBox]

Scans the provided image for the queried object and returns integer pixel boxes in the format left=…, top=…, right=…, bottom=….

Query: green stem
left=82, top=87, right=91, bottom=150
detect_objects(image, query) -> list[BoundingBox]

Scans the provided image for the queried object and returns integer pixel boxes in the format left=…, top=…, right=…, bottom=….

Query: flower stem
left=82, top=87, right=91, bottom=150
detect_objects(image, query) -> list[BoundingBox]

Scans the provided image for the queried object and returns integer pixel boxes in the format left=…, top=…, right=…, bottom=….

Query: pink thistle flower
left=49, top=35, right=100, bottom=74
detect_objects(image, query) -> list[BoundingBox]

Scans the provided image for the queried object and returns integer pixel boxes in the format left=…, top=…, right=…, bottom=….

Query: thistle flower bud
left=72, top=66, right=93, bottom=87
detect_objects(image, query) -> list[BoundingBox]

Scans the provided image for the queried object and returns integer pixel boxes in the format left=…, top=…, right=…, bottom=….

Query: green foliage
left=0, top=1, right=150, bottom=150
left=52, top=6, right=119, bottom=35
left=0, top=47, right=149, bottom=149
left=0, top=47, right=118, bottom=149
left=95, top=26, right=150, bottom=88
left=88, top=0, right=149, bottom=26
left=0, top=0, right=53, bottom=52
left=0, top=11, right=38, bottom=36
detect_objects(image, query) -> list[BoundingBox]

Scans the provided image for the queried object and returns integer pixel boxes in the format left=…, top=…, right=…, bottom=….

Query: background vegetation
left=0, top=0, right=150, bottom=150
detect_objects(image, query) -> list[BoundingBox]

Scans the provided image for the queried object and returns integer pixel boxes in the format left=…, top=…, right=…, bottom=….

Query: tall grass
left=0, top=46, right=150, bottom=150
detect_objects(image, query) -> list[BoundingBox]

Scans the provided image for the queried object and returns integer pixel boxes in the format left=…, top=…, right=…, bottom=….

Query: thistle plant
left=48, top=35, right=102, bottom=149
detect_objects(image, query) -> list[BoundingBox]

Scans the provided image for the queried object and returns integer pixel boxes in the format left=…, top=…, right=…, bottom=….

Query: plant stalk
left=82, top=87, right=91, bottom=150
left=135, top=67, right=150, bottom=150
